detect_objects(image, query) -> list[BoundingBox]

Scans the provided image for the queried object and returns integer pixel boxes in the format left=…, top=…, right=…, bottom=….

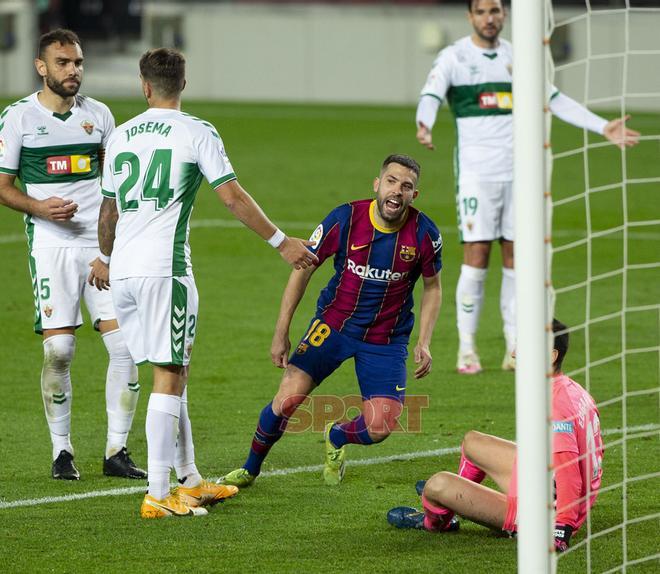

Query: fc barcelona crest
left=81, top=120, right=94, bottom=135
left=399, top=245, right=416, bottom=262
left=296, top=342, right=309, bottom=355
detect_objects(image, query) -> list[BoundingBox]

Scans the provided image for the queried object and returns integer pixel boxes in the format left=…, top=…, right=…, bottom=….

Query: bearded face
left=36, top=41, right=84, bottom=99
left=45, top=70, right=81, bottom=98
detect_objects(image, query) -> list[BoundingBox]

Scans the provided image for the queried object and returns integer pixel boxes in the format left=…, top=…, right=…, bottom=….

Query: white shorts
left=456, top=181, right=513, bottom=243
left=29, top=247, right=116, bottom=334
left=111, top=276, right=198, bottom=366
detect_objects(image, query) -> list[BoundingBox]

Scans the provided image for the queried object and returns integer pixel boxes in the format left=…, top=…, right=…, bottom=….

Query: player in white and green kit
left=89, top=48, right=317, bottom=518
left=0, top=29, right=145, bottom=480
left=416, top=0, right=640, bottom=373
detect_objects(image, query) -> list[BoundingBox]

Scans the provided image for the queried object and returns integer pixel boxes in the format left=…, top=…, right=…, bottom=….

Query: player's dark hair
left=466, top=0, right=506, bottom=12
left=382, top=154, right=421, bottom=180
left=38, top=29, right=81, bottom=59
left=552, top=318, right=569, bottom=373
left=139, top=48, right=186, bottom=99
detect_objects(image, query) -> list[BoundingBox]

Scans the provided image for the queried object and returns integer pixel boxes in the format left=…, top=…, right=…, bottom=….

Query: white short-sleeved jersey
left=102, top=108, right=236, bottom=280
left=419, top=36, right=513, bottom=183
left=0, top=93, right=114, bottom=248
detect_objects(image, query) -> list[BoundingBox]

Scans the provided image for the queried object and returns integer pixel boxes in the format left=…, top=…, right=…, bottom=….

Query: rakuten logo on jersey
left=479, top=92, right=513, bottom=110
left=347, top=258, right=408, bottom=282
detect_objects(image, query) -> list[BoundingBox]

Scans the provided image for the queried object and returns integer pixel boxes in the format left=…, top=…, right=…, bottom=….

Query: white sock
left=102, top=329, right=140, bottom=458
left=500, top=267, right=516, bottom=353
left=456, top=264, right=488, bottom=354
left=146, top=393, right=181, bottom=500
left=175, top=387, right=202, bottom=487
left=42, top=335, right=76, bottom=460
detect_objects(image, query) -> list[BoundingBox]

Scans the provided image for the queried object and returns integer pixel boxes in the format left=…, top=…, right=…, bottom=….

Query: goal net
left=519, top=1, right=660, bottom=572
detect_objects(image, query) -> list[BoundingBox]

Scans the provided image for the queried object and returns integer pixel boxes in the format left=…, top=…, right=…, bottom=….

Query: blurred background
left=1, top=0, right=659, bottom=109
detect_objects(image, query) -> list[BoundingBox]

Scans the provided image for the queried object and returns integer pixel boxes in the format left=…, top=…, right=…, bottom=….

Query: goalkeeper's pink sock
left=458, top=445, right=486, bottom=483
left=421, top=494, right=455, bottom=532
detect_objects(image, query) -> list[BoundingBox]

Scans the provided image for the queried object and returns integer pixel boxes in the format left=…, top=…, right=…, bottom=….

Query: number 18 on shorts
left=111, top=276, right=198, bottom=366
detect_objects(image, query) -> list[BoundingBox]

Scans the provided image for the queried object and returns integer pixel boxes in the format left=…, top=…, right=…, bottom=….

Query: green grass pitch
left=0, top=99, right=657, bottom=573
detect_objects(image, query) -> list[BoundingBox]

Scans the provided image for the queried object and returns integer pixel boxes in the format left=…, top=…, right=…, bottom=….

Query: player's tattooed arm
left=88, top=197, right=118, bottom=290
left=98, top=196, right=118, bottom=255
left=0, top=173, right=78, bottom=220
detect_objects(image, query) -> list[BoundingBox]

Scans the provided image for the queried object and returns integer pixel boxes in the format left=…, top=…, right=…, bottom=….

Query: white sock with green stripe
left=456, top=264, right=488, bottom=354
left=175, top=387, right=202, bottom=487
left=42, top=335, right=76, bottom=460
left=146, top=393, right=181, bottom=500
left=102, top=329, right=140, bottom=458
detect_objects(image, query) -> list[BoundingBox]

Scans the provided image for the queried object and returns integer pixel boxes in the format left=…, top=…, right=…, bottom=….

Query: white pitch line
left=0, top=423, right=657, bottom=511
left=0, top=219, right=658, bottom=246
left=0, top=446, right=461, bottom=511
left=0, top=233, right=25, bottom=245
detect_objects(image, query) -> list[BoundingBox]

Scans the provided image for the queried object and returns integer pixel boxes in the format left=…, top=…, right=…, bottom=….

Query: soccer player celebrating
left=0, top=29, right=145, bottom=480
left=221, top=154, right=443, bottom=488
left=417, top=0, right=640, bottom=373
left=88, top=48, right=317, bottom=518
left=387, top=319, right=604, bottom=553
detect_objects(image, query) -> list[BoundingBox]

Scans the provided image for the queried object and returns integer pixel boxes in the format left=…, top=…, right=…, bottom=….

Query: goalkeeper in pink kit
left=388, top=319, right=604, bottom=552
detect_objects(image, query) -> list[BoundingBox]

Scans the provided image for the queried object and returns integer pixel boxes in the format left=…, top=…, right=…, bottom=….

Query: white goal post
left=514, top=1, right=660, bottom=573
left=512, top=0, right=555, bottom=572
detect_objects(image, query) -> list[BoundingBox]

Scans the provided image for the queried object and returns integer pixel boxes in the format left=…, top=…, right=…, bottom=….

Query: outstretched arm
left=550, top=92, right=640, bottom=149
left=0, top=173, right=78, bottom=220
left=414, top=272, right=442, bottom=379
left=602, top=115, right=640, bottom=149
left=271, top=266, right=317, bottom=368
left=88, top=197, right=118, bottom=290
left=216, top=179, right=318, bottom=270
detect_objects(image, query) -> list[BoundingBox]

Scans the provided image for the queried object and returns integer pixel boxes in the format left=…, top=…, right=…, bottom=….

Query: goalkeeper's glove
left=554, top=524, right=573, bottom=553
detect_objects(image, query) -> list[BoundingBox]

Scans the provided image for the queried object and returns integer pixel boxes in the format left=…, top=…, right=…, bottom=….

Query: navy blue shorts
left=288, top=317, right=408, bottom=403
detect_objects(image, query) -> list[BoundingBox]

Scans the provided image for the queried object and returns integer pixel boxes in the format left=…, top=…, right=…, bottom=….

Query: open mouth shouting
left=381, top=196, right=404, bottom=220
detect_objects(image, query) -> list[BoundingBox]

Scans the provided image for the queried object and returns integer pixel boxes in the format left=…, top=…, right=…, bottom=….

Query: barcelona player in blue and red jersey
left=221, top=154, right=443, bottom=487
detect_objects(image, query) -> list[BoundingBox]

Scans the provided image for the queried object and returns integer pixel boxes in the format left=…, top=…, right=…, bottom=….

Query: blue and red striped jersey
left=308, top=199, right=443, bottom=345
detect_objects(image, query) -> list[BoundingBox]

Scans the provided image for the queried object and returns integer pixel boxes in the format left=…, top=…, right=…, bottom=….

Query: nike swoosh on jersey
left=351, top=243, right=370, bottom=251
left=395, top=385, right=406, bottom=391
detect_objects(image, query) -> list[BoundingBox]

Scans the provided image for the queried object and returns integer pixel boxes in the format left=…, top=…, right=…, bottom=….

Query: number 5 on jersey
left=114, top=149, right=174, bottom=212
